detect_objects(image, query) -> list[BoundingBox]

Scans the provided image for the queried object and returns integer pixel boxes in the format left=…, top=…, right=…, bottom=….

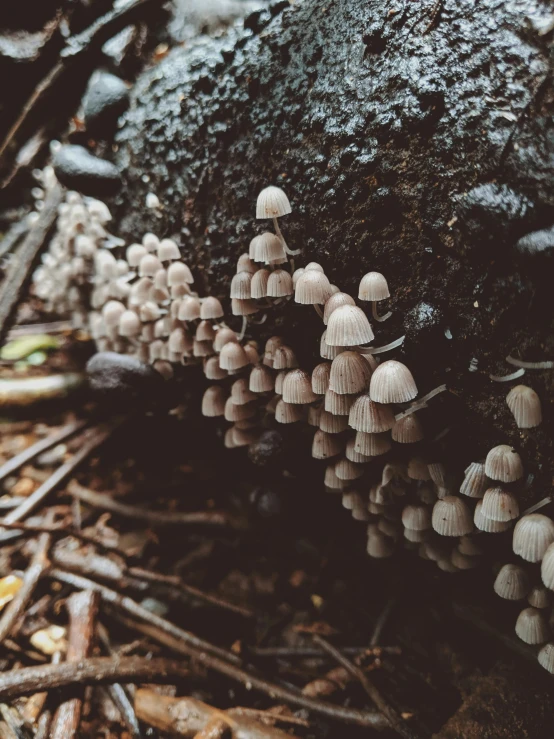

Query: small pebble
left=53, top=145, right=121, bottom=196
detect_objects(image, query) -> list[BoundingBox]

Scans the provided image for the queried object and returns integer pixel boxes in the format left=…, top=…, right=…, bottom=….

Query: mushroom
left=256, top=185, right=299, bottom=255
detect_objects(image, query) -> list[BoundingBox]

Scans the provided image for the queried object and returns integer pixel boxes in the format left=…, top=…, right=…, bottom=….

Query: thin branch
left=0, top=529, right=51, bottom=644
left=67, top=481, right=247, bottom=530
left=0, top=184, right=63, bottom=344
left=313, top=636, right=418, bottom=739
left=109, top=611, right=389, bottom=730
left=0, top=418, right=88, bottom=483
left=0, top=657, right=191, bottom=701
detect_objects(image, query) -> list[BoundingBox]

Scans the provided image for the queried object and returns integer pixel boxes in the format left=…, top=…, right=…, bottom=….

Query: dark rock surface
left=83, top=71, right=129, bottom=136
left=53, top=144, right=121, bottom=196
left=111, top=0, right=554, bottom=482
left=86, top=351, right=164, bottom=404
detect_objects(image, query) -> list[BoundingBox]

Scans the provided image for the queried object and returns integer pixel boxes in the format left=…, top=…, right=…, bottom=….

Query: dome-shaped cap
left=485, top=445, right=524, bottom=482
left=369, top=360, right=417, bottom=404
left=493, top=563, right=530, bottom=600
left=326, top=305, right=374, bottom=346
left=513, top=514, right=554, bottom=563
left=358, top=272, right=390, bottom=301
left=256, top=186, right=291, bottom=219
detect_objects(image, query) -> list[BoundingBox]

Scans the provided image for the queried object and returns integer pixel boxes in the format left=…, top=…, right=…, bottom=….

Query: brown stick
left=0, top=419, right=88, bottom=483
left=67, top=480, right=246, bottom=530
left=0, top=657, right=191, bottom=701
left=0, top=530, right=51, bottom=644
left=0, top=423, right=117, bottom=538
left=112, top=612, right=389, bottom=730
left=49, top=590, right=99, bottom=739
left=135, top=690, right=294, bottom=739
left=0, top=520, right=129, bottom=558
left=49, top=569, right=242, bottom=666
left=0, top=184, right=63, bottom=344
left=313, top=636, right=418, bottom=739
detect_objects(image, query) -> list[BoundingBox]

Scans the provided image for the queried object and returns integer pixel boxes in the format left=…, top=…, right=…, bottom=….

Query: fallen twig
left=0, top=418, right=88, bottom=483
left=49, top=590, right=98, bottom=739
left=0, top=529, right=51, bottom=644
left=0, top=184, right=63, bottom=345
left=0, top=657, right=191, bottom=701
left=313, top=636, right=418, bottom=739
left=67, top=480, right=247, bottom=530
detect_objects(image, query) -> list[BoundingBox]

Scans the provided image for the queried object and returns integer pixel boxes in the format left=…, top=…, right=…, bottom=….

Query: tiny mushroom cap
left=484, top=444, right=524, bottom=482
left=177, top=296, right=200, bottom=322
left=282, top=369, right=318, bottom=404
left=213, top=327, right=238, bottom=352
left=451, top=550, right=480, bottom=570
left=231, top=378, right=257, bottom=405
left=402, top=504, right=431, bottom=531
left=319, top=409, right=349, bottom=433
left=267, top=269, right=293, bottom=297
left=244, top=342, right=260, bottom=364
left=256, top=186, right=291, bottom=219
left=142, top=232, right=159, bottom=251
left=460, top=462, right=487, bottom=499
left=249, top=364, right=275, bottom=393
left=528, top=586, right=551, bottom=609
left=325, top=389, right=355, bottom=415
left=326, top=305, right=374, bottom=346
left=320, top=330, right=345, bottom=360
left=157, top=238, right=180, bottom=261
left=323, top=292, right=356, bottom=325
left=292, top=268, right=305, bottom=287
left=312, top=429, right=344, bottom=459
left=126, top=243, right=147, bottom=267
left=408, top=456, right=431, bottom=481
left=169, top=327, right=192, bottom=354
left=480, top=487, right=519, bottom=523
left=541, top=543, right=554, bottom=590
left=118, top=309, right=141, bottom=337
left=201, top=296, right=224, bottom=320
left=230, top=271, right=253, bottom=299
left=196, top=320, right=216, bottom=342
left=224, top=396, right=257, bottom=422
left=312, top=362, right=332, bottom=394
left=506, top=385, right=542, bottom=428
left=308, top=404, right=322, bottom=427
left=334, top=457, right=365, bottom=481
left=432, top=496, right=473, bottom=537
left=515, top=607, right=550, bottom=645
left=349, top=396, right=395, bottom=433
left=358, top=272, right=390, bottom=302
left=139, top=254, right=163, bottom=278
left=473, top=501, right=511, bottom=533
left=250, top=269, right=270, bottom=299
left=367, top=533, right=395, bottom=558
left=392, top=414, right=424, bottom=443
left=346, top=438, right=371, bottom=463
left=354, top=430, right=391, bottom=457
left=369, top=360, right=418, bottom=404
left=513, top=514, right=554, bottom=563
left=237, top=253, right=256, bottom=273
left=457, top=536, right=483, bottom=556
left=168, top=261, right=194, bottom=286
left=102, top=300, right=126, bottom=328
left=274, top=370, right=287, bottom=394
left=494, top=564, right=531, bottom=600
left=295, top=270, right=333, bottom=305
left=329, top=351, right=372, bottom=395
left=219, top=342, right=249, bottom=370
left=204, top=356, right=227, bottom=380
left=202, top=386, right=226, bottom=417
left=251, top=232, right=286, bottom=263
left=275, top=399, right=304, bottom=424
left=538, top=643, right=554, bottom=674
left=273, top=346, right=298, bottom=370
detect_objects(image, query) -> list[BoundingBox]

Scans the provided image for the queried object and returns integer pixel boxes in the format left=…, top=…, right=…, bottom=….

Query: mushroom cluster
left=31, top=182, right=554, bottom=674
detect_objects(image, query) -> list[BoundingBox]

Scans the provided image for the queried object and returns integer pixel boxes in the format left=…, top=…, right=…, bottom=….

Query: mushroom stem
left=273, top=217, right=300, bottom=256
left=250, top=313, right=268, bottom=325
left=357, top=336, right=406, bottom=354
left=237, top=316, right=248, bottom=341
left=489, top=368, right=526, bottom=382
left=371, top=302, right=392, bottom=323
left=313, top=304, right=324, bottom=320
left=522, top=495, right=552, bottom=516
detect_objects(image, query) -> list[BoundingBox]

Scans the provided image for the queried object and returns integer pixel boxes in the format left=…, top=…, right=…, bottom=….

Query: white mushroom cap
left=354, top=430, right=391, bottom=457
left=213, top=327, right=238, bottom=352
left=157, top=238, right=180, bottom=261
left=540, top=543, right=554, bottom=590
left=323, top=292, right=356, bottom=325
left=334, top=457, right=365, bottom=481
left=202, top=386, right=226, bottom=417
left=367, top=533, right=395, bottom=558
left=230, top=377, right=257, bottom=405
left=295, top=270, right=333, bottom=305
left=219, top=342, right=249, bottom=370
left=118, top=310, right=141, bottom=337
left=319, top=409, right=349, bottom=434
left=312, top=362, right=332, bottom=395
left=251, top=269, right=270, bottom=299
left=538, top=643, right=554, bottom=673
left=201, top=297, right=224, bottom=320
left=178, top=296, right=201, bottom=322
left=527, top=586, right=550, bottom=609
left=249, top=365, right=274, bottom=393
left=139, top=254, right=163, bottom=278
left=326, top=305, right=374, bottom=346
left=273, top=346, right=298, bottom=370
left=230, top=271, right=252, bottom=299
left=232, top=298, right=259, bottom=316
left=167, top=261, right=194, bottom=286
left=459, top=462, right=487, bottom=499
left=250, top=232, right=286, bottom=263
left=237, top=253, right=257, bottom=273
left=256, top=186, right=291, bottom=219
left=402, top=504, right=431, bottom=531
left=102, top=300, right=126, bottom=329
left=204, top=356, right=227, bottom=380
left=282, top=369, right=318, bottom=404
left=484, top=445, right=524, bottom=482
left=142, top=233, right=159, bottom=252
left=391, top=414, right=424, bottom=443
left=513, top=514, right=554, bottom=563
left=506, top=385, right=542, bottom=428
left=369, top=360, right=418, bottom=404
left=480, top=487, right=519, bottom=522
left=320, top=330, right=345, bottom=360
left=358, top=272, right=390, bottom=301
left=348, top=396, right=395, bottom=433
left=275, top=399, right=304, bottom=424
left=493, top=563, right=530, bottom=600
left=515, top=607, right=549, bottom=645
left=325, top=389, right=355, bottom=416
left=473, top=500, right=511, bottom=533
left=267, top=269, right=293, bottom=297
left=431, top=496, right=473, bottom=537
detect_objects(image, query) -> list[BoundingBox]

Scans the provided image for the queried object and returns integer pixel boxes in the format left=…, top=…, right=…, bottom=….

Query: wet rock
left=83, top=71, right=129, bottom=136
left=86, top=352, right=164, bottom=404
left=515, top=225, right=554, bottom=259
left=248, top=429, right=284, bottom=466
left=53, top=145, right=121, bottom=196
left=456, top=184, right=534, bottom=253
left=404, top=301, right=444, bottom=344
